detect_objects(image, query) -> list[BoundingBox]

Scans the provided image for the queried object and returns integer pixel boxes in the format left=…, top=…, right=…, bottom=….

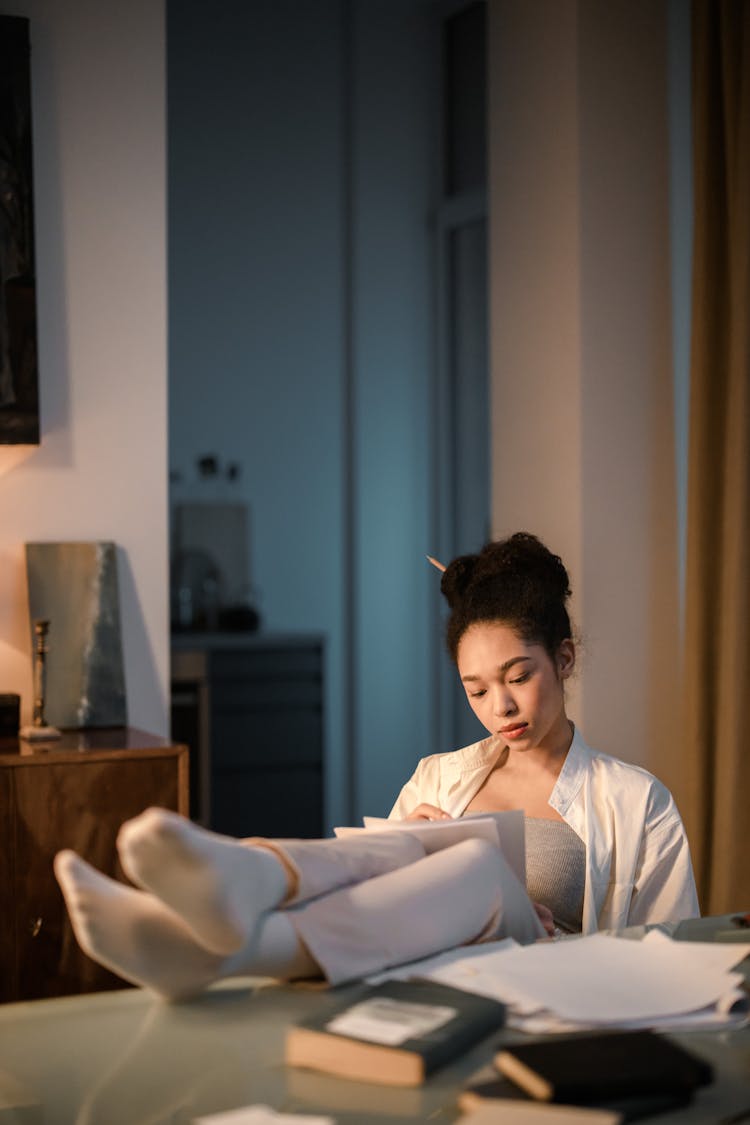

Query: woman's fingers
left=533, top=901, right=555, bottom=936
left=404, top=803, right=452, bottom=821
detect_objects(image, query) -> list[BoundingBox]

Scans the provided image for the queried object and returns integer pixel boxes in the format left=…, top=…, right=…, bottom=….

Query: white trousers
left=262, top=832, right=544, bottom=985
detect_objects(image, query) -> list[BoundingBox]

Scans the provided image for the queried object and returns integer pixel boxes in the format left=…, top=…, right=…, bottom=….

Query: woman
left=390, top=532, right=699, bottom=935
left=54, top=532, right=697, bottom=1000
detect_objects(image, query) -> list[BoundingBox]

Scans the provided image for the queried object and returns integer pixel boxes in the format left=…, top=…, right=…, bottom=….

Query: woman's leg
left=53, top=850, right=317, bottom=1000
left=288, top=836, right=545, bottom=985
left=55, top=837, right=542, bottom=998
left=116, top=808, right=424, bottom=955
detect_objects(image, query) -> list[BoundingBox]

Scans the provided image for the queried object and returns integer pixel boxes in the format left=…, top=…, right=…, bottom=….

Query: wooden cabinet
left=0, top=727, right=188, bottom=1002
left=171, top=633, right=324, bottom=839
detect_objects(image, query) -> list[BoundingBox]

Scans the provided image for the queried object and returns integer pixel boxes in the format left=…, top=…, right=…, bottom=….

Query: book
left=457, top=1103, right=624, bottom=1124
left=494, top=1029, right=713, bottom=1105
left=285, top=1064, right=427, bottom=1117
left=284, top=978, right=506, bottom=1087
left=458, top=1074, right=692, bottom=1122
left=334, top=808, right=526, bottom=885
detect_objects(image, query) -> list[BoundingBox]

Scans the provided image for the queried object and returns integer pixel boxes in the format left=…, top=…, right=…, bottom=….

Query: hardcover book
left=494, top=1029, right=713, bottom=1104
left=285, top=978, right=506, bottom=1087
left=459, top=1073, right=693, bottom=1122
left=457, top=1103, right=624, bottom=1125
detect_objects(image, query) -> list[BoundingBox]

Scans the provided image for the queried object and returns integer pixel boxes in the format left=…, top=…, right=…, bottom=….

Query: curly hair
left=441, top=532, right=573, bottom=662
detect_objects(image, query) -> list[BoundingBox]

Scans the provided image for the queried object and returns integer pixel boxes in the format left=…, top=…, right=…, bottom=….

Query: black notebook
left=285, top=978, right=506, bottom=1087
left=459, top=1073, right=694, bottom=1122
left=494, top=1029, right=713, bottom=1104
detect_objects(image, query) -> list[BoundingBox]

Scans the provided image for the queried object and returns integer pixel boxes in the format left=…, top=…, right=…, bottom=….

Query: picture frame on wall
left=0, top=15, right=40, bottom=446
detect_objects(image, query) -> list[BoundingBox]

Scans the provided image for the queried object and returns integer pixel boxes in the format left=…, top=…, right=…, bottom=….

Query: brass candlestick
left=19, top=619, right=61, bottom=741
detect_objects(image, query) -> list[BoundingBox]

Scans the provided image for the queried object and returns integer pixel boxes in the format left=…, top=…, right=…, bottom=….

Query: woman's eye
left=510, top=673, right=530, bottom=685
left=470, top=689, right=487, bottom=698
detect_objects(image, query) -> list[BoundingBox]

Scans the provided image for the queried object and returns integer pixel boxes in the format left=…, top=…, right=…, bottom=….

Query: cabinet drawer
left=211, top=710, right=322, bottom=766
left=3, top=741, right=187, bottom=1002
left=211, top=765, right=323, bottom=838
left=211, top=679, right=321, bottom=708
left=210, top=647, right=321, bottom=680
left=172, top=636, right=325, bottom=839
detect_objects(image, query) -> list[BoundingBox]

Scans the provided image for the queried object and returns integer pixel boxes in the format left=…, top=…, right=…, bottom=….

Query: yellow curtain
left=683, top=0, right=750, bottom=914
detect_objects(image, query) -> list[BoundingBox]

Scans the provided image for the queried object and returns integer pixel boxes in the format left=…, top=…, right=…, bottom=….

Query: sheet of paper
left=421, top=946, right=549, bottom=1016
left=473, top=931, right=750, bottom=1023
left=369, top=930, right=750, bottom=1031
left=335, top=819, right=501, bottom=856
left=505, top=993, right=750, bottom=1035
left=461, top=810, right=526, bottom=884
left=369, top=940, right=545, bottom=1016
left=335, top=808, right=526, bottom=883
left=194, top=1106, right=333, bottom=1125
left=366, top=938, right=518, bottom=986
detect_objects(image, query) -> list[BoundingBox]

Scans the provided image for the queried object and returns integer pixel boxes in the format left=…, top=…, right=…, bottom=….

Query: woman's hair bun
left=474, top=532, right=571, bottom=601
left=440, top=531, right=573, bottom=661
left=440, top=553, right=479, bottom=609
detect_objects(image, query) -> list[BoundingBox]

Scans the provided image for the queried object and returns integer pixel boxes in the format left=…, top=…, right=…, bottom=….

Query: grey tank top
left=525, top=817, right=585, bottom=934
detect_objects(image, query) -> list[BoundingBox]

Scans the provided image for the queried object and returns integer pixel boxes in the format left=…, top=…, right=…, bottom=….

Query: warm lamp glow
left=0, top=637, right=27, bottom=660
left=0, top=445, right=36, bottom=479
left=0, top=542, right=32, bottom=725
left=0, top=638, right=31, bottom=725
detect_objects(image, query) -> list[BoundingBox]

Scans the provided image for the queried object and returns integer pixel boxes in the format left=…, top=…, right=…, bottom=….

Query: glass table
left=0, top=916, right=748, bottom=1124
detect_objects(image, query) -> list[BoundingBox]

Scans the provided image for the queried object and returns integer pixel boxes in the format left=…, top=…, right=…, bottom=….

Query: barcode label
left=326, top=997, right=457, bottom=1046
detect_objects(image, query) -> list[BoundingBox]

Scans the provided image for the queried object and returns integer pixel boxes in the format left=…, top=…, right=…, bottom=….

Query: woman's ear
left=557, top=639, right=576, bottom=681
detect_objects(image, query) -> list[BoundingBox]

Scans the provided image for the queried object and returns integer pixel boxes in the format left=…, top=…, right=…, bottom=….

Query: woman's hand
left=404, top=803, right=453, bottom=821
left=533, top=902, right=555, bottom=937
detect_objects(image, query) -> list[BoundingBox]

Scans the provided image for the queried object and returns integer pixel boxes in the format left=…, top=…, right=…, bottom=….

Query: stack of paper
left=368, top=931, right=750, bottom=1034
left=335, top=811, right=527, bottom=884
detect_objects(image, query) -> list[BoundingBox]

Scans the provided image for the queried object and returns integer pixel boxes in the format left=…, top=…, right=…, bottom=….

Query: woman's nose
left=493, top=688, right=516, bottom=716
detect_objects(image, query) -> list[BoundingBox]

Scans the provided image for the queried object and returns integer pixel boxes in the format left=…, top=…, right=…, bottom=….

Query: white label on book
left=326, top=997, right=457, bottom=1046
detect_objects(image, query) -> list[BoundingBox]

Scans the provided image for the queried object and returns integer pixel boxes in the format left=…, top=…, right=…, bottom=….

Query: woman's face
left=456, top=621, right=574, bottom=753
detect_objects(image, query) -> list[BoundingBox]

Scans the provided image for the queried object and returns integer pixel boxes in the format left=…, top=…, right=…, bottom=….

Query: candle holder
left=19, top=619, right=61, bottom=741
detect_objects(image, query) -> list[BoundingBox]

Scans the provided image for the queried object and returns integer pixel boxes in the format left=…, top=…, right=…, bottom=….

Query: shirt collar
left=455, top=734, right=505, bottom=772
left=549, top=724, right=592, bottom=814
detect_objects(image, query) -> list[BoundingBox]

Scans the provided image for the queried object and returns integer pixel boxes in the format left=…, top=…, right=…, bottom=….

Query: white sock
left=54, top=851, right=315, bottom=1000
left=116, top=808, right=289, bottom=955
left=54, top=850, right=225, bottom=999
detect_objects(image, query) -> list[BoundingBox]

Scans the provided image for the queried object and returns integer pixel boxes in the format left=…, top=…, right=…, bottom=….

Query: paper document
left=366, top=939, right=518, bottom=988
left=194, top=1106, right=333, bottom=1125
left=369, top=930, right=750, bottom=1033
left=334, top=809, right=526, bottom=884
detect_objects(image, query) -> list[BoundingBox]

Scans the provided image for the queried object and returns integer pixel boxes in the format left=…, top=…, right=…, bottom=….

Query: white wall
left=488, top=0, right=584, bottom=713
left=489, top=0, right=683, bottom=788
left=0, top=0, right=169, bottom=735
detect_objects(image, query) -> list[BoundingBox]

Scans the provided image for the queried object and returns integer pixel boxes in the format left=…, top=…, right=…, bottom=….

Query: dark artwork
left=0, top=17, right=39, bottom=445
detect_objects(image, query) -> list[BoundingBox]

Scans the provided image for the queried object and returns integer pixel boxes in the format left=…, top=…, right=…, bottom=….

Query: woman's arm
left=628, top=811, right=700, bottom=925
left=388, top=756, right=443, bottom=819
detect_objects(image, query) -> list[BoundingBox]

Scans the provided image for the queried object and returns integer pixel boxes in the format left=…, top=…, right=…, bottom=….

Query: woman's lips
left=500, top=722, right=528, bottom=739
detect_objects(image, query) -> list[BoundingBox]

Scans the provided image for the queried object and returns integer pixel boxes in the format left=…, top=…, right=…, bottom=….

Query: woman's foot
left=116, top=809, right=289, bottom=954
left=54, top=850, right=226, bottom=999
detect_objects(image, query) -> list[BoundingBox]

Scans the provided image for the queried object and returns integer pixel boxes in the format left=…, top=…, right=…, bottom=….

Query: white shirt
left=389, top=726, right=700, bottom=933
